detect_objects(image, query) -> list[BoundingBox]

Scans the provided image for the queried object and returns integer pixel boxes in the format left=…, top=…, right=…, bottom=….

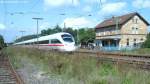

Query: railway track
left=73, top=50, right=150, bottom=69
left=75, top=50, right=150, bottom=59
left=0, top=52, right=24, bottom=84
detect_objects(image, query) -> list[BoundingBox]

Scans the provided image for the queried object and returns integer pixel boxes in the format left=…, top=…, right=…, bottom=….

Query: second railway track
left=73, top=50, right=150, bottom=69
left=0, top=52, right=24, bottom=84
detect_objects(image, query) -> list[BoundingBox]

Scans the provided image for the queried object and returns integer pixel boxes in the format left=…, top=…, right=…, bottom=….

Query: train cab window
left=51, top=39, right=61, bottom=44
left=39, top=40, right=49, bottom=44
left=62, top=34, right=71, bottom=37
left=61, top=34, right=73, bottom=42
left=63, top=38, right=73, bottom=42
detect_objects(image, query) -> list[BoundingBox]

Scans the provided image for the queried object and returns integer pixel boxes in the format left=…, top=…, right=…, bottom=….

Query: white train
left=14, top=32, right=76, bottom=51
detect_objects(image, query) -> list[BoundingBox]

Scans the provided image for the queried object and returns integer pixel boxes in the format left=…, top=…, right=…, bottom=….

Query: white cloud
left=61, top=17, right=93, bottom=29
left=99, top=2, right=127, bottom=15
left=83, top=5, right=92, bottom=12
left=132, top=0, right=150, bottom=8
left=44, top=0, right=79, bottom=7
left=0, top=23, right=6, bottom=30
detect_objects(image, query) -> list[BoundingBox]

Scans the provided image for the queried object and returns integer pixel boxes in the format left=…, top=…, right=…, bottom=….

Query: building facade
left=95, top=12, right=149, bottom=50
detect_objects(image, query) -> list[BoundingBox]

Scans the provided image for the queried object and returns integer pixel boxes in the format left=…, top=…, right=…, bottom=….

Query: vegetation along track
left=73, top=50, right=150, bottom=69
left=12, top=46, right=150, bottom=70
left=0, top=52, right=24, bottom=84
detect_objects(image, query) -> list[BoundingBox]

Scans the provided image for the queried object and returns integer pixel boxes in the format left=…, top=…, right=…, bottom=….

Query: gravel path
left=17, top=57, right=63, bottom=84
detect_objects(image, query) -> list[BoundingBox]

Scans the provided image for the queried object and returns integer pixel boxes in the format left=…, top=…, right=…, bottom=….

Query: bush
left=0, top=35, right=5, bottom=49
left=142, top=33, right=150, bottom=48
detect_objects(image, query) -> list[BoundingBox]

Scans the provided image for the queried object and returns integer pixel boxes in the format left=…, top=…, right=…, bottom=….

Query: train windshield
left=62, top=34, right=73, bottom=42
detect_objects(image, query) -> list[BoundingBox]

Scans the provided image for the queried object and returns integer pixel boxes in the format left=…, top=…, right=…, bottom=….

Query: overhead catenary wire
left=99, top=0, right=103, bottom=9
left=3, top=0, right=7, bottom=26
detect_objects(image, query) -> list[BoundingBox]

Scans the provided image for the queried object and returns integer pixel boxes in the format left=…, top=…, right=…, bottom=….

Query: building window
left=133, top=39, right=136, bottom=47
left=103, top=32, right=105, bottom=35
left=132, top=27, right=134, bottom=30
left=127, top=39, right=129, bottom=46
left=135, top=28, right=138, bottom=34
left=132, top=18, right=134, bottom=23
left=141, top=38, right=143, bottom=41
left=132, top=27, right=138, bottom=34
left=132, top=27, right=135, bottom=34
left=132, top=18, right=138, bottom=24
left=135, top=18, right=138, bottom=24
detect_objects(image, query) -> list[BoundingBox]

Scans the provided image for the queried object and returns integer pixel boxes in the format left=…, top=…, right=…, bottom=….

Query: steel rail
left=0, top=52, right=24, bottom=84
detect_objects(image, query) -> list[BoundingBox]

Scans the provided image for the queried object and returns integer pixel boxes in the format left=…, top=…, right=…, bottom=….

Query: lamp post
left=60, top=13, right=66, bottom=32
left=19, top=30, right=26, bottom=45
left=32, top=17, right=43, bottom=48
left=76, top=27, right=79, bottom=45
left=113, top=16, right=119, bottom=34
left=113, top=16, right=119, bottom=49
left=20, top=30, right=26, bottom=38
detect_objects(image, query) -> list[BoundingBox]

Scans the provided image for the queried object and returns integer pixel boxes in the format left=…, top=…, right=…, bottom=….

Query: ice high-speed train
left=14, top=32, right=76, bottom=51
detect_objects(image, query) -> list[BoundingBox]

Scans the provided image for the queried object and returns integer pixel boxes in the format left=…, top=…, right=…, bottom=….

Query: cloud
left=61, top=17, right=93, bottom=29
left=44, top=0, right=79, bottom=7
left=83, top=5, right=92, bottom=12
left=0, top=23, right=6, bottom=30
left=99, top=2, right=127, bottom=15
left=132, top=0, right=150, bottom=8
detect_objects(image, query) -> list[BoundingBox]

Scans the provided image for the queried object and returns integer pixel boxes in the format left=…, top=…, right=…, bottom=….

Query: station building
left=95, top=12, right=149, bottom=50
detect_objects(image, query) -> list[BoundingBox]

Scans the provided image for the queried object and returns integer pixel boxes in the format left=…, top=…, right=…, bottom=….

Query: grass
left=120, top=48, right=150, bottom=55
left=3, top=46, right=150, bottom=84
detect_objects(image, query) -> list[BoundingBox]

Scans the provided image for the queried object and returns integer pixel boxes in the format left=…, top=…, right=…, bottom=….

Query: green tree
left=15, top=34, right=37, bottom=43
left=41, top=25, right=62, bottom=36
left=0, top=35, right=5, bottom=49
left=142, top=33, right=150, bottom=48
left=78, top=28, right=95, bottom=44
left=41, top=29, right=48, bottom=36
left=65, top=28, right=76, bottom=38
left=53, top=25, right=62, bottom=33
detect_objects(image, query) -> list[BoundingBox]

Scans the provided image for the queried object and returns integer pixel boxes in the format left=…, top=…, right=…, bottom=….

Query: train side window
left=39, top=40, right=49, bottom=44
left=51, top=39, right=61, bottom=44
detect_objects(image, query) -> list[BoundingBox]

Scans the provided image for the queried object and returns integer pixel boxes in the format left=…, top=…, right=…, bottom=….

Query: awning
left=96, top=35, right=121, bottom=40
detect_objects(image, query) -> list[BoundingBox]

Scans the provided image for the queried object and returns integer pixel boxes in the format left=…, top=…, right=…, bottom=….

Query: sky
left=0, top=0, right=150, bottom=43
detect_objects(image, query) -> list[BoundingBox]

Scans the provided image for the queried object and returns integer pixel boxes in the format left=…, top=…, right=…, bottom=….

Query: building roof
left=95, top=12, right=150, bottom=29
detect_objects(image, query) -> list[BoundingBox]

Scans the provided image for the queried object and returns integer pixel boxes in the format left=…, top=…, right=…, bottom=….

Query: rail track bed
left=73, top=50, right=150, bottom=69
left=0, top=53, right=23, bottom=84
left=20, top=46, right=150, bottom=66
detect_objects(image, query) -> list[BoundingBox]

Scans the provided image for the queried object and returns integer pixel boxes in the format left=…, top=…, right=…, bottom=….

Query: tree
left=41, top=29, right=48, bottom=36
left=0, top=35, right=5, bottom=49
left=65, top=28, right=76, bottom=38
left=15, top=34, right=37, bottom=43
left=142, top=33, right=150, bottom=48
left=41, top=25, right=62, bottom=36
left=53, top=25, right=62, bottom=33
left=78, top=28, right=95, bottom=43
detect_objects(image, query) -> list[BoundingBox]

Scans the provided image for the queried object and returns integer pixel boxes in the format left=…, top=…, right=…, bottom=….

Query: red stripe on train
left=39, top=44, right=64, bottom=46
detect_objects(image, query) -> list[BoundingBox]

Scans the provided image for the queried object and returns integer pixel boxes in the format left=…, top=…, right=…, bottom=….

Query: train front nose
left=64, top=43, right=76, bottom=51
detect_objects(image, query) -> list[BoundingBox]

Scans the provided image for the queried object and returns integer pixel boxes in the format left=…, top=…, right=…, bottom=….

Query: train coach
left=14, top=32, right=76, bottom=51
